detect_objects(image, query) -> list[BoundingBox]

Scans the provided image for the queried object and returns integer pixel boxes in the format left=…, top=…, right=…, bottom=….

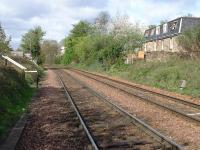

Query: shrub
left=178, top=23, right=200, bottom=53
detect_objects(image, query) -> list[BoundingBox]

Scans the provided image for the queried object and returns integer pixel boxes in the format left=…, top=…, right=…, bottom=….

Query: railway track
left=68, top=68, right=200, bottom=124
left=57, top=70, right=183, bottom=149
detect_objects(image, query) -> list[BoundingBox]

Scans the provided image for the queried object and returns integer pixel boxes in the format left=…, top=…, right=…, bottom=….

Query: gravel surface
left=16, top=70, right=91, bottom=150
left=65, top=69, right=200, bottom=150
left=75, top=70, right=200, bottom=117
left=59, top=72, right=163, bottom=149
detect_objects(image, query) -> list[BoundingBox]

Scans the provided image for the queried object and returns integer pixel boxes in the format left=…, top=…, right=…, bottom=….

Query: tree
left=110, top=14, right=143, bottom=53
left=111, top=14, right=130, bottom=35
left=60, top=37, right=73, bottom=64
left=20, top=26, right=45, bottom=63
left=61, top=13, right=144, bottom=68
left=0, top=23, right=11, bottom=54
left=70, top=21, right=91, bottom=38
left=41, top=40, right=59, bottom=64
left=148, top=25, right=156, bottom=28
left=185, top=13, right=193, bottom=17
left=177, top=23, right=200, bottom=53
left=62, top=21, right=91, bottom=64
left=95, top=11, right=110, bottom=34
left=160, top=20, right=168, bottom=25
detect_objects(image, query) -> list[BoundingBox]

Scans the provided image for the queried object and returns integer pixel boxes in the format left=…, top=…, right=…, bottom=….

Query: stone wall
left=146, top=41, right=154, bottom=52
left=145, top=51, right=178, bottom=61
left=145, top=51, right=200, bottom=61
left=163, top=38, right=170, bottom=52
left=144, top=34, right=200, bottom=61
left=172, top=36, right=181, bottom=52
left=145, top=35, right=181, bottom=53
left=156, top=40, right=162, bottom=51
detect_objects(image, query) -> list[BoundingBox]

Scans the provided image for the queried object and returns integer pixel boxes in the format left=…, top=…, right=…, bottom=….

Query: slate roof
left=144, top=17, right=200, bottom=42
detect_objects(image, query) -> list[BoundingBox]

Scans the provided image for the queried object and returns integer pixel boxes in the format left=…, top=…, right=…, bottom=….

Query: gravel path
left=16, top=70, right=91, bottom=150
left=65, top=69, right=200, bottom=150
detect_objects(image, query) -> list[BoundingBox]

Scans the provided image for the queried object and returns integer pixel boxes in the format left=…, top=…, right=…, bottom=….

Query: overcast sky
left=0, top=0, right=200, bottom=49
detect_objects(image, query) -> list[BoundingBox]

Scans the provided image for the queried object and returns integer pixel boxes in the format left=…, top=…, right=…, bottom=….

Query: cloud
left=64, top=0, right=108, bottom=8
left=0, top=0, right=106, bottom=48
left=107, top=0, right=199, bottom=25
left=0, top=0, right=199, bottom=49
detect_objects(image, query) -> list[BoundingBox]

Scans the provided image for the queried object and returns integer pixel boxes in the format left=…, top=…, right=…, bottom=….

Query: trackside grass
left=72, top=57, right=200, bottom=98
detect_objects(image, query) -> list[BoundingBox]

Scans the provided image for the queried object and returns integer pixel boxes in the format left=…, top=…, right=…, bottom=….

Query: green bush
left=61, top=16, right=143, bottom=68
left=55, top=55, right=63, bottom=64
left=178, top=23, right=200, bottom=52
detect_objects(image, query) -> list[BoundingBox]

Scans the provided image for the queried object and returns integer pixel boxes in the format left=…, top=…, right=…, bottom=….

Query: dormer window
left=145, top=30, right=149, bottom=37
left=170, top=21, right=178, bottom=30
left=163, top=23, right=168, bottom=33
left=156, top=26, right=160, bottom=35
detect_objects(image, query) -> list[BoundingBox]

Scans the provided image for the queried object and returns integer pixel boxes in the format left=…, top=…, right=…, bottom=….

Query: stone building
left=144, top=17, right=200, bottom=60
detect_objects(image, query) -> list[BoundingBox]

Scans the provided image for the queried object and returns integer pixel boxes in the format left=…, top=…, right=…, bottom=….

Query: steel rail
left=69, top=68, right=200, bottom=124
left=63, top=70, right=183, bottom=150
left=70, top=68, right=200, bottom=110
left=57, top=73, right=99, bottom=150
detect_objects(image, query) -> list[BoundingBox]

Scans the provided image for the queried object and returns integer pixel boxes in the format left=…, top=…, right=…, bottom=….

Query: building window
left=170, top=21, right=178, bottom=30
left=169, top=38, right=173, bottom=50
left=163, top=23, right=168, bottom=33
left=156, top=26, right=160, bottom=35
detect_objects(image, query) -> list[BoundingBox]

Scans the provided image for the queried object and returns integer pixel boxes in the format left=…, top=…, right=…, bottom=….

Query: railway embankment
left=71, top=57, right=200, bottom=98
left=0, top=66, right=34, bottom=143
left=0, top=56, right=43, bottom=146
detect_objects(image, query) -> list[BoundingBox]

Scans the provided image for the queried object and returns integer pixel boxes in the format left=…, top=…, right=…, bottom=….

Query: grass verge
left=71, top=57, right=200, bottom=98
left=0, top=66, right=36, bottom=143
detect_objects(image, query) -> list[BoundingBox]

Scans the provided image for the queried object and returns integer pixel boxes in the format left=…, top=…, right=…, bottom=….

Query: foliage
left=160, top=20, right=168, bottom=25
left=148, top=25, right=156, bottom=28
left=177, top=23, right=200, bottom=52
left=20, top=26, right=45, bottom=63
left=61, top=12, right=143, bottom=68
left=62, top=21, right=92, bottom=64
left=0, top=23, right=11, bottom=54
left=0, top=66, right=34, bottom=142
left=55, top=55, right=63, bottom=64
left=62, top=38, right=75, bottom=64
left=41, top=40, right=59, bottom=64
left=61, top=47, right=73, bottom=64
left=70, top=21, right=91, bottom=38
left=94, top=11, right=110, bottom=33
